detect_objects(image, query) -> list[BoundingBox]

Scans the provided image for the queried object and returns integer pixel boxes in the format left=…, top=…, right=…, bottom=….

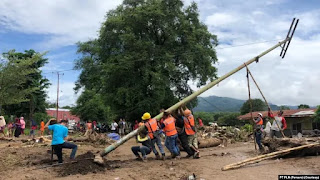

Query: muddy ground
left=0, top=136, right=319, bottom=180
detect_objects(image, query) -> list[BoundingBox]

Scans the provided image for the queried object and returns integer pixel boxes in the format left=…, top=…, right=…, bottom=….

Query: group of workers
left=254, top=107, right=287, bottom=152
left=131, top=107, right=200, bottom=161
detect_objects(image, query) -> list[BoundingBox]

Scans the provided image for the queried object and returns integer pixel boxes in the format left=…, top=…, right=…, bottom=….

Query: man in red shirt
left=268, top=108, right=287, bottom=138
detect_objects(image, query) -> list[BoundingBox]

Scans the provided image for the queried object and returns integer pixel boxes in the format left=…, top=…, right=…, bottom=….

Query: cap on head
left=258, top=113, right=263, bottom=117
left=142, top=112, right=151, bottom=120
left=184, top=109, right=191, bottom=116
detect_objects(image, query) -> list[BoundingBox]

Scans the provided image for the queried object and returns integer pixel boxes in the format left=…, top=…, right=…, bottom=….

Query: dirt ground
left=0, top=136, right=319, bottom=180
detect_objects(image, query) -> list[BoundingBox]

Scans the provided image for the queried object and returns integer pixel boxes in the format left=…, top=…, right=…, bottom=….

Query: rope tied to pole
left=244, top=63, right=257, bottom=150
left=243, top=63, right=285, bottom=138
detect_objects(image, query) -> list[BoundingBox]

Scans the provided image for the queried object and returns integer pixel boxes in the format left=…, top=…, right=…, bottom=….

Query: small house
left=238, top=109, right=318, bottom=136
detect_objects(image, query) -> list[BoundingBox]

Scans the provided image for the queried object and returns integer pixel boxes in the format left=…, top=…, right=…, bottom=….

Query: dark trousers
left=178, top=131, right=195, bottom=156
left=131, top=146, right=151, bottom=158
left=255, top=131, right=263, bottom=150
left=52, top=142, right=78, bottom=163
left=271, top=130, right=282, bottom=138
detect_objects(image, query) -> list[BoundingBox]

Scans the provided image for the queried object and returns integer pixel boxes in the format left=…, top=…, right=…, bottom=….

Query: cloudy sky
left=0, top=0, right=319, bottom=107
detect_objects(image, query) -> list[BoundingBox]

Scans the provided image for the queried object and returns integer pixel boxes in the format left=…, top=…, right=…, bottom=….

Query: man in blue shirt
left=45, top=119, right=78, bottom=163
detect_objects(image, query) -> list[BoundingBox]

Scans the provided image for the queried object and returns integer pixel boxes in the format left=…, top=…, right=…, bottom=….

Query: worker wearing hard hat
left=183, top=109, right=200, bottom=158
left=254, top=113, right=264, bottom=153
left=160, top=111, right=180, bottom=159
left=131, top=125, right=153, bottom=162
left=141, top=112, right=165, bottom=160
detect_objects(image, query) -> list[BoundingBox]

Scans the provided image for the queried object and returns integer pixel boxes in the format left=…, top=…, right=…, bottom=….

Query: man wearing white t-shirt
left=111, top=120, right=118, bottom=133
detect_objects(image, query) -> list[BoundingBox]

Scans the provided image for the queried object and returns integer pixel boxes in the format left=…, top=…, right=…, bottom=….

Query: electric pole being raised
left=56, top=72, right=63, bottom=121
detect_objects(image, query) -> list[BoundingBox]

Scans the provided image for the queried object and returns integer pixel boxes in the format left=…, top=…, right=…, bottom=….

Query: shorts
left=187, top=134, right=198, bottom=149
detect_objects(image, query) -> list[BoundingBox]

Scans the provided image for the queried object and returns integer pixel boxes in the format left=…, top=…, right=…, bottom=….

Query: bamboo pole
left=97, top=38, right=290, bottom=158
left=221, top=143, right=320, bottom=171
left=245, top=66, right=257, bottom=150
left=244, top=64, right=285, bottom=138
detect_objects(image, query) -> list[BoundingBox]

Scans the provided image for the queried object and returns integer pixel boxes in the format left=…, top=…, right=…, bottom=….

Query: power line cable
left=198, top=97, right=224, bottom=112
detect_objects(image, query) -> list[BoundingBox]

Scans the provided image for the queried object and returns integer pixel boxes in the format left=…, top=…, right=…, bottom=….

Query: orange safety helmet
left=184, top=109, right=191, bottom=116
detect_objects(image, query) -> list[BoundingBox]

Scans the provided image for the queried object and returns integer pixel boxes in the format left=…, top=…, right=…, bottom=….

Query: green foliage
left=314, top=106, right=320, bottom=123
left=1, top=50, right=50, bottom=119
left=74, top=0, right=218, bottom=120
left=240, top=98, right=267, bottom=115
left=241, top=124, right=253, bottom=132
left=71, top=90, right=116, bottom=123
left=33, top=112, right=50, bottom=125
left=298, top=104, right=310, bottom=109
left=193, top=112, right=215, bottom=125
left=279, top=105, right=290, bottom=110
left=217, top=112, right=241, bottom=126
left=194, top=111, right=241, bottom=126
left=46, top=102, right=56, bottom=108
left=61, top=105, right=72, bottom=109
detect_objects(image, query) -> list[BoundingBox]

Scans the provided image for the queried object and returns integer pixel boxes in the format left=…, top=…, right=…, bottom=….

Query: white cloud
left=1, top=0, right=319, bottom=107
left=0, top=0, right=122, bottom=48
left=47, top=82, right=80, bottom=107
left=205, top=13, right=237, bottom=27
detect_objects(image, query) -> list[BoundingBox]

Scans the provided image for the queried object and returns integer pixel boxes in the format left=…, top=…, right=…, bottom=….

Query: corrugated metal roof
left=238, top=108, right=316, bottom=120
left=46, top=108, right=71, bottom=112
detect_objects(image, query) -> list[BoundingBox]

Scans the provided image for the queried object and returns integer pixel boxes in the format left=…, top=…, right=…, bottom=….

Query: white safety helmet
left=258, top=113, right=263, bottom=117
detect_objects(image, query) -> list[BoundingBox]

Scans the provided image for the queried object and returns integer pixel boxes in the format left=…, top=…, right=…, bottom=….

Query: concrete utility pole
left=94, top=18, right=299, bottom=163
left=56, top=72, right=63, bottom=121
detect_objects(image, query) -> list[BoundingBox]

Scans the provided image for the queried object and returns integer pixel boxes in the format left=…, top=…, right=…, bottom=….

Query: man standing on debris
left=142, top=112, right=166, bottom=160
left=45, top=118, right=78, bottom=163
left=254, top=113, right=264, bottom=152
left=183, top=109, right=200, bottom=158
left=160, top=111, right=180, bottom=159
left=268, top=108, right=287, bottom=138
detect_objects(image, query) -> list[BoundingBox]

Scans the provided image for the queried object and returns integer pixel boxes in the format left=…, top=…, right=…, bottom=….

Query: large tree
left=240, top=98, right=267, bottom=115
left=75, top=0, right=218, bottom=120
left=0, top=51, right=40, bottom=114
left=2, top=50, right=50, bottom=119
left=314, top=106, right=320, bottom=123
left=71, top=90, right=115, bottom=122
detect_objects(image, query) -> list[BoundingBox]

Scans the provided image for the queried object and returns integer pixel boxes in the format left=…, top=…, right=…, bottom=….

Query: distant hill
left=193, top=96, right=280, bottom=112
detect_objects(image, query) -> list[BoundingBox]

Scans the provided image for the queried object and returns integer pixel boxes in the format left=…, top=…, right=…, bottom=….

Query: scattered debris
left=222, top=143, right=320, bottom=171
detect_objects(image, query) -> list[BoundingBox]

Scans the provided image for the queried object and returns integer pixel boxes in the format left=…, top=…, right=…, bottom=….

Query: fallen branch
left=222, top=143, right=320, bottom=171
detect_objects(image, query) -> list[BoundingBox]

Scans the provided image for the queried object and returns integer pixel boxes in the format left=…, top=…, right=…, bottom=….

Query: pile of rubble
left=69, top=132, right=114, bottom=145
left=197, top=124, right=251, bottom=147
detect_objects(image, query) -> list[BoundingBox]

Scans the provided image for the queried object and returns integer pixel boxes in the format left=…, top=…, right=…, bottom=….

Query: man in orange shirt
left=160, top=111, right=180, bottom=159
left=255, top=113, right=264, bottom=152
left=40, top=120, right=45, bottom=136
left=183, top=109, right=200, bottom=158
